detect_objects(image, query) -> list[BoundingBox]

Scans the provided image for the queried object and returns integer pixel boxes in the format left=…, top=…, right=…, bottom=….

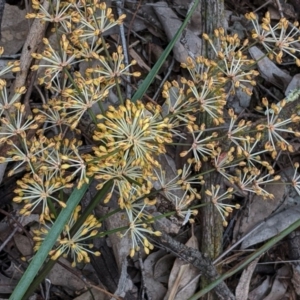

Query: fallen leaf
left=241, top=206, right=300, bottom=249
left=249, top=46, right=292, bottom=90
left=291, top=264, right=300, bottom=295
left=13, top=233, right=33, bottom=257
left=164, top=234, right=199, bottom=300
left=105, top=208, right=130, bottom=270
left=235, top=257, right=260, bottom=300
left=234, top=182, right=287, bottom=242
left=228, top=82, right=253, bottom=113
left=144, top=250, right=168, bottom=300
left=74, top=286, right=108, bottom=300
left=0, top=5, right=29, bottom=55
left=48, top=257, right=86, bottom=291
left=248, top=276, right=271, bottom=300
left=263, top=266, right=289, bottom=300
left=129, top=48, right=161, bottom=80
left=154, top=253, right=176, bottom=283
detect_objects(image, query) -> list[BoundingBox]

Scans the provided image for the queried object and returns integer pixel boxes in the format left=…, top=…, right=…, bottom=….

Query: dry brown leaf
left=48, top=257, right=86, bottom=291
left=105, top=206, right=136, bottom=297
left=291, top=264, right=300, bottom=295
left=234, top=182, right=287, bottom=242
left=241, top=206, right=300, bottom=249
left=148, top=42, right=170, bottom=74
left=168, top=265, right=189, bottom=300
left=263, top=266, right=289, bottom=300
left=144, top=250, right=168, bottom=300
left=152, top=154, right=184, bottom=200
left=13, top=233, right=33, bottom=257
left=154, top=254, right=176, bottom=283
left=249, top=46, right=292, bottom=89
left=235, top=257, right=260, bottom=300
left=113, top=259, right=136, bottom=300
left=129, top=48, right=161, bottom=80
left=0, top=5, right=29, bottom=55
left=105, top=209, right=130, bottom=270
left=228, top=82, right=253, bottom=113
left=164, top=234, right=199, bottom=300
left=248, top=276, right=270, bottom=300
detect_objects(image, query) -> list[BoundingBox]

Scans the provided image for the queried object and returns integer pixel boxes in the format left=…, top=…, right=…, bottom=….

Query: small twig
left=0, top=54, right=21, bottom=59
left=138, top=250, right=148, bottom=300
left=273, top=0, right=284, bottom=18
left=14, top=0, right=50, bottom=90
left=126, top=0, right=141, bottom=51
left=111, top=259, right=129, bottom=300
left=0, top=225, right=19, bottom=252
left=0, top=209, right=34, bottom=245
left=253, top=0, right=273, bottom=13
left=0, top=0, right=51, bottom=184
left=257, top=83, right=281, bottom=101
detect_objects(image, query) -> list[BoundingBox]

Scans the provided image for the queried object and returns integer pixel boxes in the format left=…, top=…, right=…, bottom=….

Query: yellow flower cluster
left=93, top=100, right=172, bottom=167
left=33, top=206, right=101, bottom=266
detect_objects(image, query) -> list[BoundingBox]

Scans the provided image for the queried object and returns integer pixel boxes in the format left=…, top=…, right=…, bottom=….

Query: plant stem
left=197, top=1, right=226, bottom=299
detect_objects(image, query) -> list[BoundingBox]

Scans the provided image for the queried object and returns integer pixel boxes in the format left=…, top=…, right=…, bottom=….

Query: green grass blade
left=9, top=181, right=91, bottom=300
left=131, top=0, right=200, bottom=103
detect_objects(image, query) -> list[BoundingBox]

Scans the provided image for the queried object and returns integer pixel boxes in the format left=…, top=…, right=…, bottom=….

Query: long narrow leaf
left=131, top=0, right=200, bottom=103
left=9, top=181, right=91, bottom=300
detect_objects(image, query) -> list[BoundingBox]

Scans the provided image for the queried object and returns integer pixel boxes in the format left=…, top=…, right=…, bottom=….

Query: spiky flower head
left=93, top=100, right=172, bottom=168
left=33, top=206, right=101, bottom=267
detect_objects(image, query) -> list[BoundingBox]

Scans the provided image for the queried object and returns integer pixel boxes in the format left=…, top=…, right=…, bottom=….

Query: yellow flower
left=33, top=206, right=102, bottom=266
left=93, top=100, right=172, bottom=168
left=205, top=185, right=238, bottom=226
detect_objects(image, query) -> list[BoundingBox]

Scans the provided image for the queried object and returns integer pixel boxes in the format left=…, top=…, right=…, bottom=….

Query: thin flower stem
left=87, top=107, right=97, bottom=124
left=101, top=36, right=124, bottom=105
left=115, top=77, right=124, bottom=104
left=95, top=201, right=208, bottom=239
left=97, top=207, right=121, bottom=223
